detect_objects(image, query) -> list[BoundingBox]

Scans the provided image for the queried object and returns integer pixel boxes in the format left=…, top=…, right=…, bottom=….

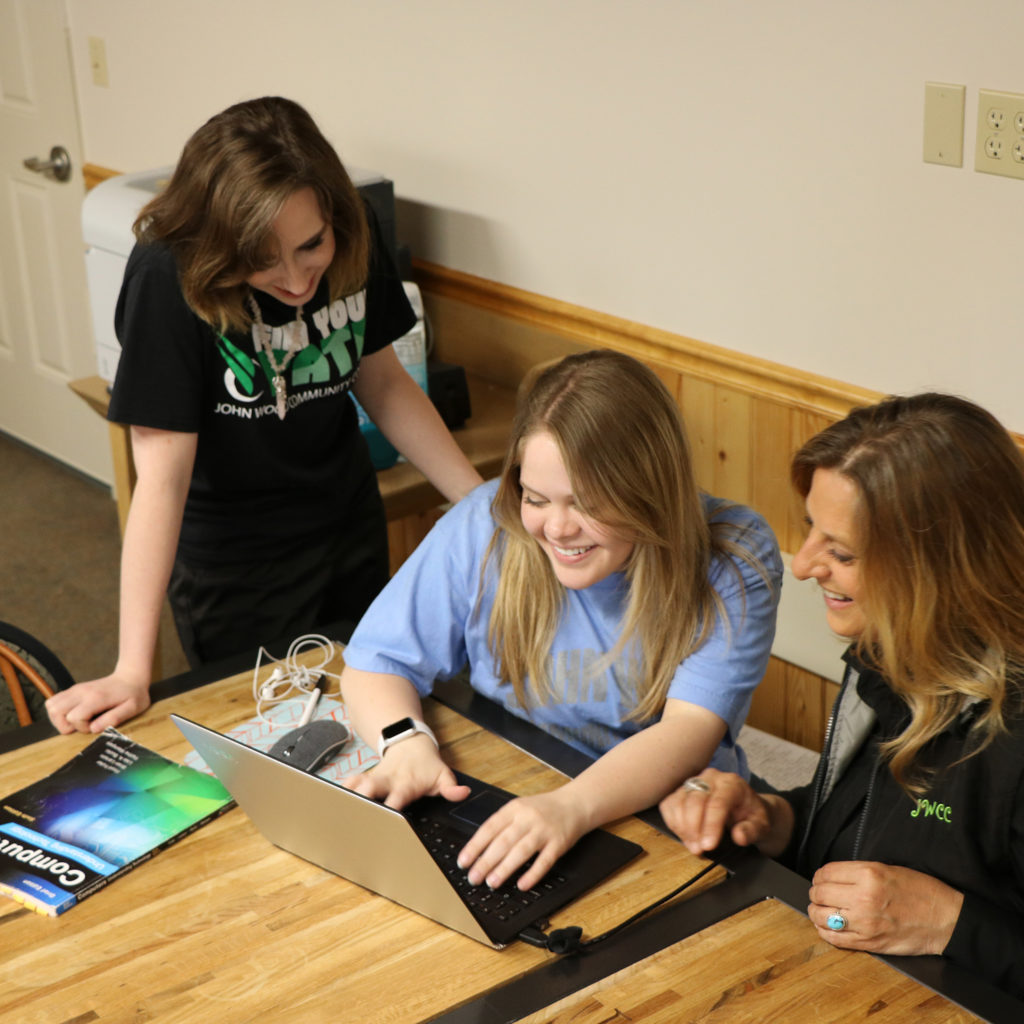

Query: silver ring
left=682, top=777, right=711, bottom=793
left=826, top=912, right=847, bottom=931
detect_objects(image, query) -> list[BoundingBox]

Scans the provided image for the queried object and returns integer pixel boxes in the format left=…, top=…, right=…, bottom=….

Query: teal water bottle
left=356, top=282, right=427, bottom=470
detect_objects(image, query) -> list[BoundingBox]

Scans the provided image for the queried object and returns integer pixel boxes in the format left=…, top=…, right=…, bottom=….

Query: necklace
left=247, top=292, right=305, bottom=420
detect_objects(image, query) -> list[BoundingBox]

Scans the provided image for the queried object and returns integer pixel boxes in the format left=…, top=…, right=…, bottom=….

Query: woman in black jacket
left=661, top=392, right=1024, bottom=998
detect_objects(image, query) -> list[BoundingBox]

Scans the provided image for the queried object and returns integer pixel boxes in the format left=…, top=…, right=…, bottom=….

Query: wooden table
left=518, top=899, right=981, bottom=1024
left=3, top=653, right=1020, bottom=1024
left=0, top=652, right=720, bottom=1024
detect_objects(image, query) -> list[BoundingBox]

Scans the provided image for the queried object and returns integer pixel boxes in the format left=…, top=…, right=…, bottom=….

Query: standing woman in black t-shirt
left=47, top=97, right=482, bottom=734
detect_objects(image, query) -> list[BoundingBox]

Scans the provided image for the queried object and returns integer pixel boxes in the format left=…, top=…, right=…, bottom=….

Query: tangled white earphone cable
left=250, top=634, right=342, bottom=728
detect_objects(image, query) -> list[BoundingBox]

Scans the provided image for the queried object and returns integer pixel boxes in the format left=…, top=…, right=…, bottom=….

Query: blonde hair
left=134, top=96, right=369, bottom=332
left=487, top=350, right=761, bottom=722
left=792, top=393, right=1024, bottom=793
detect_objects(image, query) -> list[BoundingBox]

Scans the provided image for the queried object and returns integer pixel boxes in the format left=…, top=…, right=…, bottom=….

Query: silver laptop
left=172, top=713, right=642, bottom=948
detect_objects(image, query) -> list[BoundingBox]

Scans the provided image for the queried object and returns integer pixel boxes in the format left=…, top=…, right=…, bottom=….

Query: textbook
left=0, top=729, right=233, bottom=917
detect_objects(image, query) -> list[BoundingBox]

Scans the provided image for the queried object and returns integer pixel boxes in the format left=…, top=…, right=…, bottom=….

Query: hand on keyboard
left=456, top=786, right=586, bottom=892
left=342, top=736, right=470, bottom=810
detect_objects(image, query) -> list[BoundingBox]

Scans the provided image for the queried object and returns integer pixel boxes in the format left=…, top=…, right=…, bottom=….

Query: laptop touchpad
left=450, top=789, right=507, bottom=828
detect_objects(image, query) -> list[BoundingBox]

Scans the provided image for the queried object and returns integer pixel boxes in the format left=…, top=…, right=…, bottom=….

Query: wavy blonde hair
left=792, top=393, right=1024, bottom=793
left=134, top=96, right=369, bottom=332
left=487, top=350, right=761, bottom=722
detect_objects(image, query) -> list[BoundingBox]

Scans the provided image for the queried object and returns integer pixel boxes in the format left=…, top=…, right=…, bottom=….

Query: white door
left=0, top=0, right=111, bottom=484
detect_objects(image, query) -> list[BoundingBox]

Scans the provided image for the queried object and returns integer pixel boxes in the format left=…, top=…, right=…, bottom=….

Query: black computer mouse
left=268, top=720, right=350, bottom=773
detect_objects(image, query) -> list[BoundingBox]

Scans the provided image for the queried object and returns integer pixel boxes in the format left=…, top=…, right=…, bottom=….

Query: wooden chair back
left=0, top=623, right=74, bottom=730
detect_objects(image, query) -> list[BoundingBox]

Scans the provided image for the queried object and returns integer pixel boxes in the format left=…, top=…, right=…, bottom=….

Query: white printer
left=81, top=168, right=173, bottom=382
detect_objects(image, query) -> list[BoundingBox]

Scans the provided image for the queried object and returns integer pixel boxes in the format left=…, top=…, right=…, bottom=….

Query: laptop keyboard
left=416, top=817, right=569, bottom=925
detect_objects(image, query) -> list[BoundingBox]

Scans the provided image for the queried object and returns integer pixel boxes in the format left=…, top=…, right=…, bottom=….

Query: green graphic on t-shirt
left=215, top=293, right=367, bottom=399
left=216, top=336, right=257, bottom=395
left=292, top=322, right=364, bottom=386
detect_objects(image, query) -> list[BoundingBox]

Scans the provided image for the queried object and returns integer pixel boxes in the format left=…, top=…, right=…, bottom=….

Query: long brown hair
left=792, top=393, right=1024, bottom=791
left=487, top=350, right=762, bottom=721
left=134, top=96, right=369, bottom=331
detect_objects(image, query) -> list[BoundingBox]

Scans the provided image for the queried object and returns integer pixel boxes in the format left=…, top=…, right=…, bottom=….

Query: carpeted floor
left=0, top=431, right=188, bottom=687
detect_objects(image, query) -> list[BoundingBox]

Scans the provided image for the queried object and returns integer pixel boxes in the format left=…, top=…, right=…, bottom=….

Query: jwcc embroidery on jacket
left=911, top=798, right=952, bottom=823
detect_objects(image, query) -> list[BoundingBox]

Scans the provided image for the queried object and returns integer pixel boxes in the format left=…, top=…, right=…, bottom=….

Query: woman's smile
left=791, top=468, right=866, bottom=637
left=519, top=432, right=633, bottom=589
left=246, top=187, right=335, bottom=307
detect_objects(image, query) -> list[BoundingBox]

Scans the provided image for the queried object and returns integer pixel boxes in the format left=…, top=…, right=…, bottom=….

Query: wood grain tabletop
left=0, top=654, right=720, bottom=1024
left=517, top=897, right=983, bottom=1024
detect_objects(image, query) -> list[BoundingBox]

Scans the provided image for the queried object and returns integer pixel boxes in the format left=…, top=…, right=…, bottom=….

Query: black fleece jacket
left=777, top=655, right=1024, bottom=1000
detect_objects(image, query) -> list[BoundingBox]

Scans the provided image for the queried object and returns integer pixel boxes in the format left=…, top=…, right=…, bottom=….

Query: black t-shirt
left=108, top=207, right=416, bottom=565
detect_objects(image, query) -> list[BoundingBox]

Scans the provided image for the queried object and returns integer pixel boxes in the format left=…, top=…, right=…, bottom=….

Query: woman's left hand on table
left=457, top=788, right=585, bottom=892
left=808, top=860, right=964, bottom=956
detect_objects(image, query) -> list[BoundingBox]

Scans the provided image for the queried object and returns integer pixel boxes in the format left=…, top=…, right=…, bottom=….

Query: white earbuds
left=250, top=635, right=340, bottom=729
left=259, top=665, right=286, bottom=701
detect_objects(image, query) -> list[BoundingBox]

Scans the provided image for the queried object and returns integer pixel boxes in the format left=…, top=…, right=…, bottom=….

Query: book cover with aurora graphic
left=0, top=729, right=232, bottom=916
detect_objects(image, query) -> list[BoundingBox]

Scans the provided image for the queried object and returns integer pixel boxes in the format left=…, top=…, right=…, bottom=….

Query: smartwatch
left=378, top=717, right=438, bottom=758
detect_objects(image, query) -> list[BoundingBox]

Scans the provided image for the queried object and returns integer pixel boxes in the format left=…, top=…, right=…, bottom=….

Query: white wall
left=66, top=1, right=1024, bottom=431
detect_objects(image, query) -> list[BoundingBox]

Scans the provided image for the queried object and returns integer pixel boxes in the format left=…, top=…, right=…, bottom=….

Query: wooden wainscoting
left=82, top=162, right=841, bottom=747
left=413, top=258, right=884, bottom=558
left=754, top=658, right=840, bottom=752
left=412, top=259, right=883, bottom=752
left=410, top=260, right=1023, bottom=747
left=386, top=508, right=445, bottom=576
left=77, top=164, right=998, bottom=752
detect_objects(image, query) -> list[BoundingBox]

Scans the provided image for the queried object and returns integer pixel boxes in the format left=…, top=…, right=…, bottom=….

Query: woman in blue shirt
left=341, top=350, right=781, bottom=891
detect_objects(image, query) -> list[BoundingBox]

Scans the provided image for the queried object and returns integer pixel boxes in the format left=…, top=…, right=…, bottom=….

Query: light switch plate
left=923, top=82, right=965, bottom=167
left=88, top=36, right=109, bottom=88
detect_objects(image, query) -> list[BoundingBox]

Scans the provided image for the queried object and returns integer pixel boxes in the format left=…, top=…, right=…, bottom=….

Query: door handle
left=22, top=145, right=72, bottom=183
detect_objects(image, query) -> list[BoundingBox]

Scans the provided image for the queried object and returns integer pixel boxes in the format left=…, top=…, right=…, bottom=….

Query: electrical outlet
left=975, top=88, right=1024, bottom=180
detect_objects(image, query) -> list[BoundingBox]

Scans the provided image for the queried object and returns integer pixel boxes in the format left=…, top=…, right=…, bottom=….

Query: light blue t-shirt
left=343, top=480, right=782, bottom=776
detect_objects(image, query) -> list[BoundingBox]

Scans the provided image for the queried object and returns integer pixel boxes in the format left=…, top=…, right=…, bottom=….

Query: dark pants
left=167, top=478, right=389, bottom=668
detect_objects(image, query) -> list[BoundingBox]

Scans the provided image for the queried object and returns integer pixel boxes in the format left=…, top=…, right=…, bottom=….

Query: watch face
left=381, top=717, right=416, bottom=742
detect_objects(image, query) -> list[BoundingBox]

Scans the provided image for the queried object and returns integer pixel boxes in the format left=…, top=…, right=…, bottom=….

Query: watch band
left=377, top=717, right=438, bottom=758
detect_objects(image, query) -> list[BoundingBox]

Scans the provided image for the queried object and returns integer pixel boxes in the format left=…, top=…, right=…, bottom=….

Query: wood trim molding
left=413, top=258, right=881, bottom=420
left=82, top=163, right=120, bottom=191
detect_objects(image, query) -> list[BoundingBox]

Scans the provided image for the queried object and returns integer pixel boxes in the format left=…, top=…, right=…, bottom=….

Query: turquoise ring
left=826, top=912, right=847, bottom=931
